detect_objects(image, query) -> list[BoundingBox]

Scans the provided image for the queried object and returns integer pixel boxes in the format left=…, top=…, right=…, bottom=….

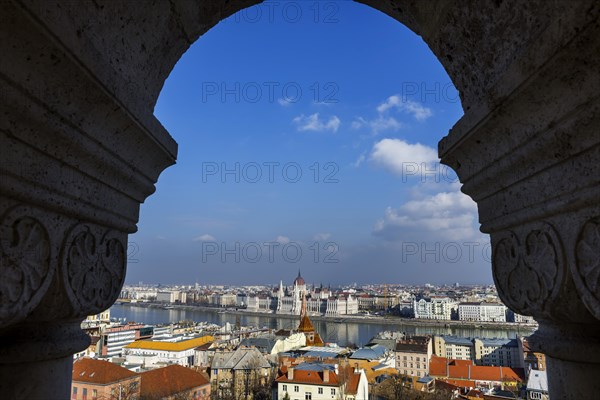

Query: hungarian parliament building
left=242, top=271, right=359, bottom=316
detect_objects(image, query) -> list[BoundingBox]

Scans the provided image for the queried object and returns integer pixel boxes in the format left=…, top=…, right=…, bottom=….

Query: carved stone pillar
left=0, top=2, right=176, bottom=398
left=440, top=13, right=600, bottom=399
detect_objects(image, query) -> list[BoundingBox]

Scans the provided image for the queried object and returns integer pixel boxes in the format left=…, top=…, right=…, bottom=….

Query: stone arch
left=0, top=1, right=599, bottom=398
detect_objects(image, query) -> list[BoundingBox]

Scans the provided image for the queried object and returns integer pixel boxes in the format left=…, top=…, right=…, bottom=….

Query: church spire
left=300, top=290, right=307, bottom=318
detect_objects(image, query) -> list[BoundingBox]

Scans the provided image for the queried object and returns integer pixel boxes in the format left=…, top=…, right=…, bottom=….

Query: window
left=92, top=389, right=97, bottom=400
left=305, top=393, right=312, bottom=400
left=294, top=385, right=299, bottom=392
left=283, top=385, right=287, bottom=391
left=71, top=387, right=77, bottom=400
left=331, top=388, right=336, bottom=395
left=318, top=388, right=323, bottom=394
left=82, top=388, right=87, bottom=400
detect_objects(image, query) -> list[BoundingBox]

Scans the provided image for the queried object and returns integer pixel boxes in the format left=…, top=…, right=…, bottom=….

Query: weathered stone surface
left=1, top=0, right=599, bottom=398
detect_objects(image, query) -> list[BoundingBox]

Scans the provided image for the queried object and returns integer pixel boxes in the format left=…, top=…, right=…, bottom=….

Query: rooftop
left=350, top=344, right=388, bottom=360
left=139, top=364, right=209, bottom=398
left=124, top=335, right=213, bottom=352
left=429, top=356, right=524, bottom=384
left=211, top=347, right=271, bottom=370
left=72, top=358, right=138, bottom=385
left=526, top=370, right=548, bottom=392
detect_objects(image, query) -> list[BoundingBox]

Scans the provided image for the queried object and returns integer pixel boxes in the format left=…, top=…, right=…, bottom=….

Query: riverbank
left=115, top=301, right=538, bottom=333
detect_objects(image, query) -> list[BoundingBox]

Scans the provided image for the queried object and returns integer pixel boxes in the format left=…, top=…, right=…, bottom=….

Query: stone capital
left=440, top=14, right=600, bottom=336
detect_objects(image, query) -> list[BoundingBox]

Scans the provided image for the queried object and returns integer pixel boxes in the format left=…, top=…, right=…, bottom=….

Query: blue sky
left=126, top=1, right=493, bottom=286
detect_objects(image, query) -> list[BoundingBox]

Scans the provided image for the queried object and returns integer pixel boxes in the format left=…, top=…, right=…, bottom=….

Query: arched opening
left=126, top=0, right=489, bottom=290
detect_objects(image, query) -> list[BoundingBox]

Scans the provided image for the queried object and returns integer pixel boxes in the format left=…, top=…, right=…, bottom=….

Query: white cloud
left=275, top=235, right=290, bottom=244
left=370, top=138, right=439, bottom=175
left=193, top=234, right=216, bottom=242
left=351, top=116, right=404, bottom=136
left=354, top=153, right=366, bottom=168
left=373, top=190, right=480, bottom=242
left=278, top=98, right=293, bottom=106
left=377, top=96, right=432, bottom=121
left=313, top=233, right=332, bottom=241
left=293, top=113, right=340, bottom=133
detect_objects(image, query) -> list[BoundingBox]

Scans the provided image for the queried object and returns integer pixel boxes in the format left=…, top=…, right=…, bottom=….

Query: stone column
left=439, top=14, right=600, bottom=399
left=0, top=2, right=176, bottom=397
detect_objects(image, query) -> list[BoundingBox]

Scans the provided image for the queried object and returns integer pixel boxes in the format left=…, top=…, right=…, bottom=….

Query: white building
left=275, top=364, right=368, bottom=400
left=394, top=336, right=433, bottom=378
left=514, top=313, right=537, bottom=324
left=458, top=302, right=507, bottom=322
left=413, top=296, right=455, bottom=320
left=325, top=295, right=359, bottom=316
left=433, top=335, right=473, bottom=361
left=123, top=335, right=213, bottom=369
left=474, top=338, right=522, bottom=368
left=210, top=293, right=237, bottom=307
left=245, top=271, right=359, bottom=316
left=156, top=290, right=186, bottom=303
left=84, top=309, right=111, bottom=325
left=99, top=325, right=140, bottom=357
left=433, top=336, right=523, bottom=368
left=526, top=370, right=549, bottom=400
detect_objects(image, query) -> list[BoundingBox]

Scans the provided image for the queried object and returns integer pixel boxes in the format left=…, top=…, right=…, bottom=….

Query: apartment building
left=394, top=336, right=433, bottom=378
left=458, top=302, right=507, bottom=322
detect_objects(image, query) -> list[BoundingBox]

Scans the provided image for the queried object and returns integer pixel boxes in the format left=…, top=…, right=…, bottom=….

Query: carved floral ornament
left=492, top=223, right=565, bottom=319
left=61, top=224, right=126, bottom=317
left=575, top=217, right=600, bottom=318
left=0, top=205, right=128, bottom=327
left=0, top=206, right=53, bottom=326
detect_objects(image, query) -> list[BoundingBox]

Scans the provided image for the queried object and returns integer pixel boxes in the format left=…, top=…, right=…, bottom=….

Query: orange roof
left=441, top=378, right=477, bottom=388
left=277, top=365, right=363, bottom=394
left=72, top=358, right=138, bottom=385
left=139, top=365, right=210, bottom=398
left=297, top=314, right=324, bottom=346
left=350, top=360, right=397, bottom=383
left=298, top=315, right=316, bottom=332
left=276, top=369, right=339, bottom=386
left=341, top=366, right=361, bottom=395
left=429, top=356, right=523, bottom=383
left=124, top=335, right=213, bottom=352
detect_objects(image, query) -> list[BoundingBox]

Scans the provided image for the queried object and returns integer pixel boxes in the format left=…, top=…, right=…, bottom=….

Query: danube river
left=110, top=304, right=536, bottom=347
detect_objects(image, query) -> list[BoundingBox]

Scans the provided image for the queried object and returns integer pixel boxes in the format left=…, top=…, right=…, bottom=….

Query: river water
left=110, top=304, right=536, bottom=347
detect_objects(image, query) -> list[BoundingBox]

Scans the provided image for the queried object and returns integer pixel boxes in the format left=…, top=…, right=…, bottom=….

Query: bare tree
left=97, top=380, right=141, bottom=400
left=372, top=375, right=452, bottom=400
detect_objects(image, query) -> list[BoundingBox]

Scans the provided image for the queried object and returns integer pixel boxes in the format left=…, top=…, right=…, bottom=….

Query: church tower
left=297, top=291, right=323, bottom=346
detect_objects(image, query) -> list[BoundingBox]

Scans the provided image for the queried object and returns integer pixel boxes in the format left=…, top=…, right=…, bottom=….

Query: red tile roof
left=276, top=369, right=339, bottom=386
left=72, top=358, right=138, bottom=385
left=139, top=364, right=210, bottom=398
left=429, top=356, right=523, bottom=384
left=276, top=365, right=363, bottom=394
left=341, top=366, right=361, bottom=395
